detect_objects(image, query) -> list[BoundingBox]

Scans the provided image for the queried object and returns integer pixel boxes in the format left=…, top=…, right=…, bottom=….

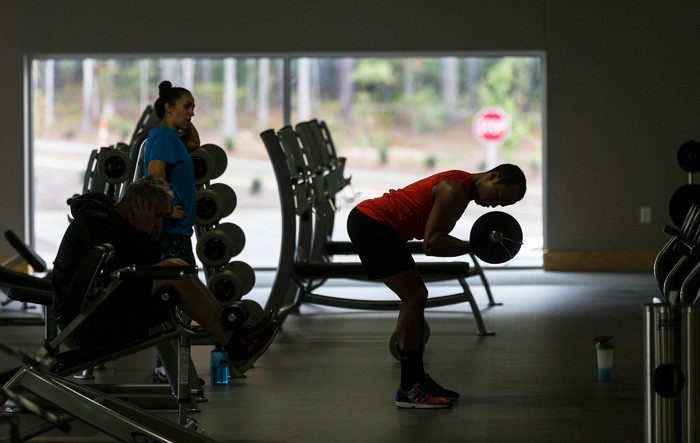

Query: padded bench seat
left=322, top=241, right=481, bottom=279
left=325, top=240, right=424, bottom=255
left=295, top=261, right=470, bottom=282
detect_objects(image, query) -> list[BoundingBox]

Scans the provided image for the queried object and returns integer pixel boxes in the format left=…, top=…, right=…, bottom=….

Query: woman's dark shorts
left=347, top=207, right=415, bottom=280
left=160, top=232, right=196, bottom=265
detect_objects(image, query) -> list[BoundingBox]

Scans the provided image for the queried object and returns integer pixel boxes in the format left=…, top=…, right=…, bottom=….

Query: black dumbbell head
left=470, top=211, right=523, bottom=264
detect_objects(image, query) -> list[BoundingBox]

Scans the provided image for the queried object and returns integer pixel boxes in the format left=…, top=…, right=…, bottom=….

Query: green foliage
left=32, top=55, right=542, bottom=178
left=476, top=57, right=542, bottom=152
left=353, top=59, right=401, bottom=101
left=424, top=154, right=437, bottom=169
left=225, top=136, right=235, bottom=151
left=251, top=177, right=262, bottom=194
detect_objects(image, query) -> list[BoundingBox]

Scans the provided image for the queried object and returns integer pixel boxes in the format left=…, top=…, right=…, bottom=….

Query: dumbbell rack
left=81, top=109, right=262, bottom=346
left=645, top=139, right=700, bottom=442
left=668, top=140, right=700, bottom=228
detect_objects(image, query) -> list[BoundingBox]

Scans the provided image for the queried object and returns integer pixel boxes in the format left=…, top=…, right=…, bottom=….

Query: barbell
left=469, top=211, right=523, bottom=264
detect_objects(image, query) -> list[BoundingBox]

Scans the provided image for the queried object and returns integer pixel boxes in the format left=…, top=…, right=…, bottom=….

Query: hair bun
left=158, top=81, right=173, bottom=96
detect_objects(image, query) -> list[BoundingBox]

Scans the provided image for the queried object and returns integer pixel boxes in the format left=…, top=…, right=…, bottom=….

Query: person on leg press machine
left=347, top=164, right=526, bottom=408
left=51, top=176, right=278, bottom=374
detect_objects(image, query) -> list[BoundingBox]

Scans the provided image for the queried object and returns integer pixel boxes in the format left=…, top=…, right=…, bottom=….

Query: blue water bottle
left=210, top=344, right=228, bottom=384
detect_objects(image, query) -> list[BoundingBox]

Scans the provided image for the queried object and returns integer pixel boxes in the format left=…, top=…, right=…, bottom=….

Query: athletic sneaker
left=227, top=311, right=279, bottom=374
left=423, top=373, right=460, bottom=402
left=395, top=379, right=454, bottom=409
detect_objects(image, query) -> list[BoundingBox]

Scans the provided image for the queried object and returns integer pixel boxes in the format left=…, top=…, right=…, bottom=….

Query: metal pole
left=644, top=303, right=684, bottom=443
left=683, top=305, right=699, bottom=442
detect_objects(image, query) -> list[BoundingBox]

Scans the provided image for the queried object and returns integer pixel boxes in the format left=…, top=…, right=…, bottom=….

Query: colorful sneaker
left=227, top=311, right=279, bottom=374
left=423, top=373, right=459, bottom=402
left=395, top=380, right=454, bottom=409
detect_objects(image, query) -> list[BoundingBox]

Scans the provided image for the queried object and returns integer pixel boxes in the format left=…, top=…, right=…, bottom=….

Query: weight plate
left=220, top=223, right=246, bottom=258
left=677, top=140, right=700, bottom=172
left=196, top=228, right=234, bottom=267
left=210, top=183, right=237, bottom=217
left=201, top=144, right=228, bottom=179
left=221, top=302, right=249, bottom=329
left=190, top=148, right=216, bottom=185
left=195, top=188, right=225, bottom=226
left=389, top=320, right=431, bottom=361
left=208, top=270, right=244, bottom=305
left=389, top=331, right=400, bottom=360
left=228, top=260, right=256, bottom=295
left=469, top=211, right=523, bottom=264
left=669, top=184, right=700, bottom=228
left=239, top=299, right=266, bottom=328
left=97, top=148, right=131, bottom=184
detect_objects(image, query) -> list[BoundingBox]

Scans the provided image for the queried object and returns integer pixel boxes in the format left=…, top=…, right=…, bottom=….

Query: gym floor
left=1, top=270, right=653, bottom=442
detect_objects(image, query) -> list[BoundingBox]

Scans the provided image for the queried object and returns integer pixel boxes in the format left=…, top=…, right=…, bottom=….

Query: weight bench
left=1, top=230, right=50, bottom=327
left=261, top=124, right=497, bottom=336
left=323, top=240, right=499, bottom=307
left=293, top=119, right=499, bottom=305
left=0, top=243, right=205, bottom=409
left=2, top=244, right=214, bottom=440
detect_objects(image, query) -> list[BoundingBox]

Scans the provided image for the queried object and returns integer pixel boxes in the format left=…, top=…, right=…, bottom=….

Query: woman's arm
left=182, top=123, right=200, bottom=151
left=147, top=159, right=168, bottom=180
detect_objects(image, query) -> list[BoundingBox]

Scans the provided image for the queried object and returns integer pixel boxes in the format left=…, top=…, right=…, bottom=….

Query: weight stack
left=643, top=303, right=700, bottom=442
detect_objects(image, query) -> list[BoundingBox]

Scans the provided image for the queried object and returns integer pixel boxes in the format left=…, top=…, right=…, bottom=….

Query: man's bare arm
left=422, top=180, right=473, bottom=257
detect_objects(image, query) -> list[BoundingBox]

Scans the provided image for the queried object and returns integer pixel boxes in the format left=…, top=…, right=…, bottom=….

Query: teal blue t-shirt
left=144, top=125, right=195, bottom=236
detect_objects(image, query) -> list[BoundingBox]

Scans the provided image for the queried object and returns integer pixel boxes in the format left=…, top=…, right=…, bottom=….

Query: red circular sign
left=472, top=107, right=511, bottom=145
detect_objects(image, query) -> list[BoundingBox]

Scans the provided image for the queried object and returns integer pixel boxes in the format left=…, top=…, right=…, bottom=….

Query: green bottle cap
left=593, top=336, right=614, bottom=350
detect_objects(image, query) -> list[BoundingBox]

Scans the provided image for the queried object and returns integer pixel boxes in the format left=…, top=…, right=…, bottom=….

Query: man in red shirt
left=347, top=164, right=526, bottom=408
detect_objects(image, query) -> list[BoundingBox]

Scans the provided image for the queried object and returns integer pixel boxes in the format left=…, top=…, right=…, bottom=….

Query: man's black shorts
left=347, top=207, right=415, bottom=280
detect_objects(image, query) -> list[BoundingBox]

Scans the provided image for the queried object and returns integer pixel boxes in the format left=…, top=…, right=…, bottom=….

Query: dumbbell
left=669, top=184, right=700, bottom=228
left=195, top=183, right=237, bottom=226
left=221, top=299, right=266, bottom=330
left=196, top=223, right=245, bottom=267
left=97, top=146, right=131, bottom=184
left=389, top=320, right=430, bottom=361
left=208, top=261, right=256, bottom=305
left=190, top=144, right=228, bottom=185
left=678, top=140, right=700, bottom=173
left=469, top=211, right=523, bottom=264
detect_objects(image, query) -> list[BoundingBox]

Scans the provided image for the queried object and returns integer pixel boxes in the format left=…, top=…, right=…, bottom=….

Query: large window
left=31, top=55, right=542, bottom=268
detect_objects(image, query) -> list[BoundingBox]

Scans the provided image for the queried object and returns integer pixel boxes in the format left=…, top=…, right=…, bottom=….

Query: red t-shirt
left=356, top=170, right=474, bottom=242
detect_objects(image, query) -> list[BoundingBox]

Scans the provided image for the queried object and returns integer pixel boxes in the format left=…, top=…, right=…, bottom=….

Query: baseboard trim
left=543, top=250, right=657, bottom=272
left=0, top=257, right=30, bottom=273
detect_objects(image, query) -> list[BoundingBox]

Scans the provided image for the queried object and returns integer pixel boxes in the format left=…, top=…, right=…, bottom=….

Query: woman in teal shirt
left=144, top=81, right=200, bottom=265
